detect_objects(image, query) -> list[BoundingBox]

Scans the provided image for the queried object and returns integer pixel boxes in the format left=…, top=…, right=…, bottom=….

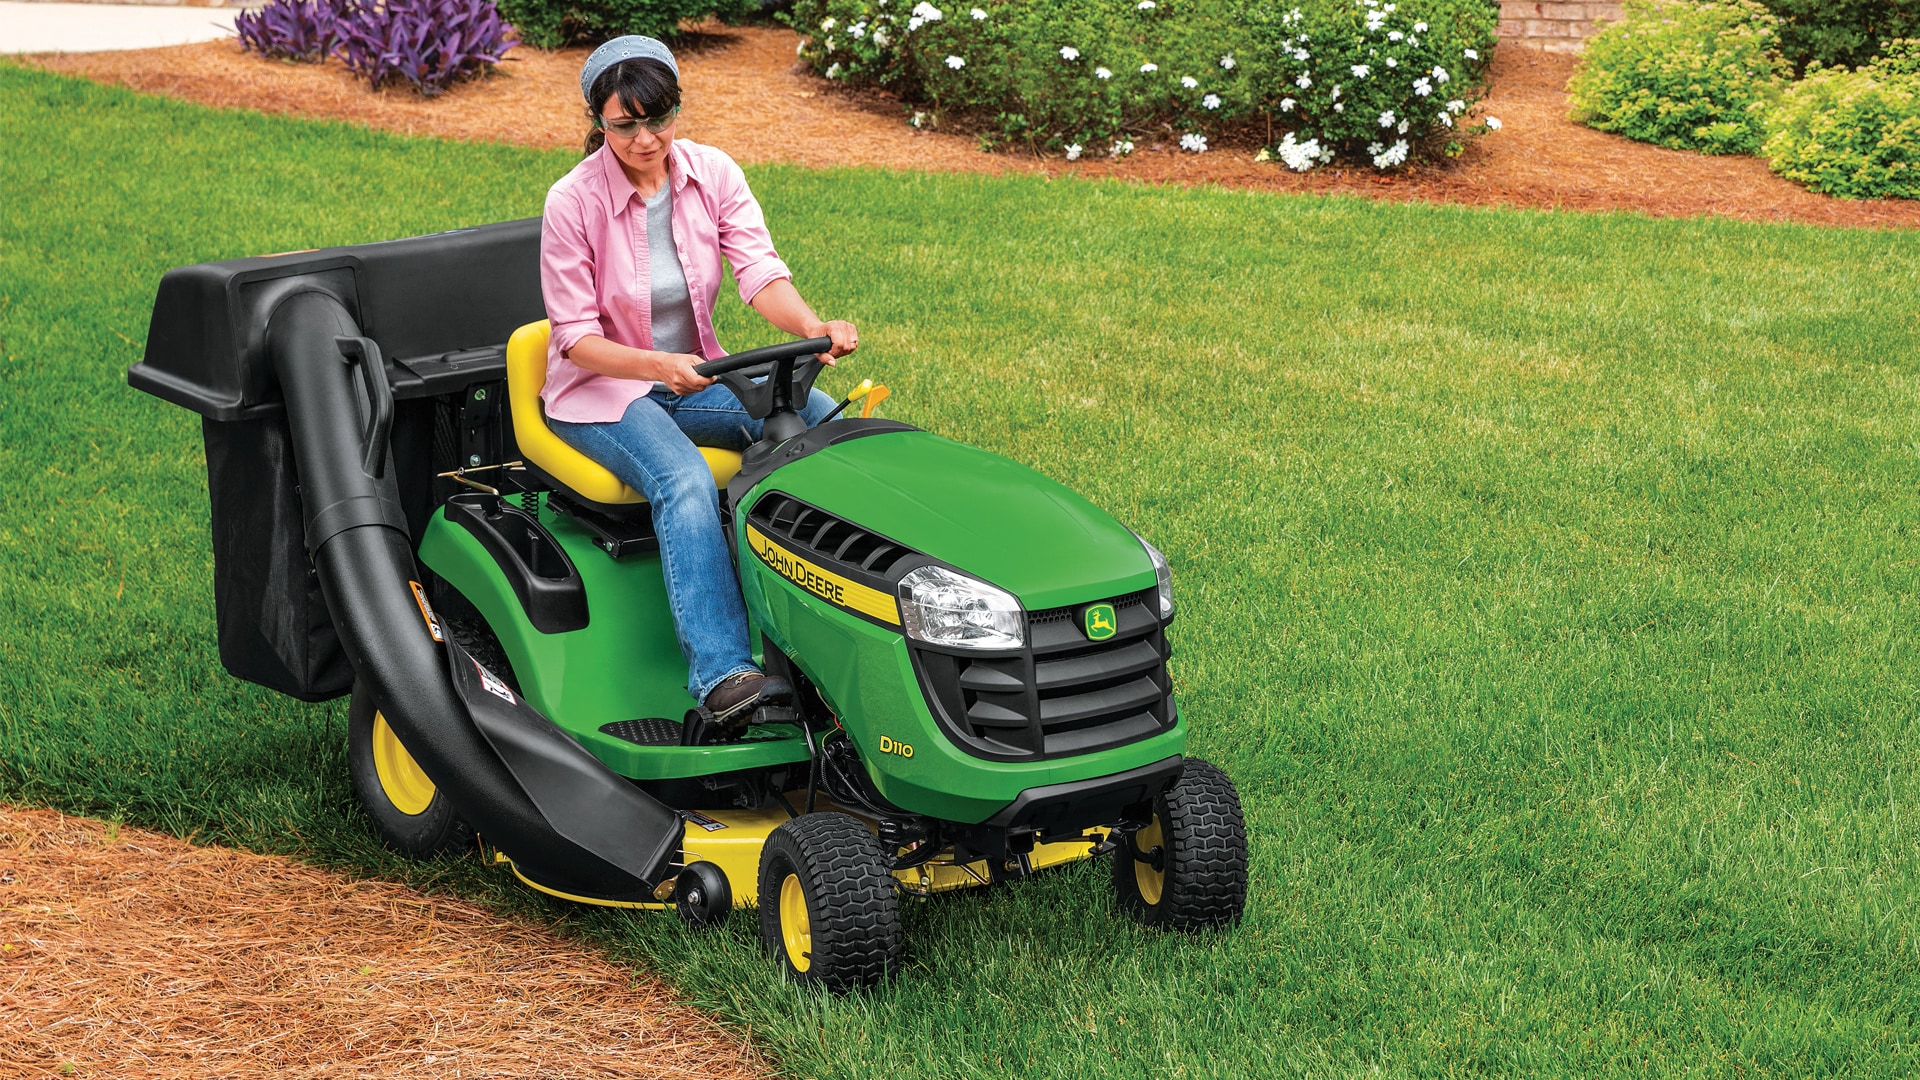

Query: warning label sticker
left=683, top=811, right=728, bottom=833
left=409, top=580, right=445, bottom=643
left=473, top=660, right=515, bottom=705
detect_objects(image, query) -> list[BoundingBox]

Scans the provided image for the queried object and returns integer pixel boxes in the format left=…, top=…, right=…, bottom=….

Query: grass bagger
left=130, top=219, right=1249, bottom=990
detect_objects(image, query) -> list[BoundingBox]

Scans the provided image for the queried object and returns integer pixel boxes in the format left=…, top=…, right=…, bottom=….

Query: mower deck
left=497, top=798, right=1108, bottom=909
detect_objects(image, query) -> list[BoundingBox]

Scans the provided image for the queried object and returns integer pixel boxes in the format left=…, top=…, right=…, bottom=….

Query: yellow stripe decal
left=746, top=524, right=901, bottom=626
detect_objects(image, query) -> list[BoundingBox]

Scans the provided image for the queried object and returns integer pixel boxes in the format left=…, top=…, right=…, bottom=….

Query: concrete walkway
left=0, top=1, right=237, bottom=54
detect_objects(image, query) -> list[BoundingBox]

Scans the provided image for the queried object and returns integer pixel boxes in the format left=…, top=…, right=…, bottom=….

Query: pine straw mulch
left=0, top=804, right=771, bottom=1080
left=17, top=23, right=1920, bottom=230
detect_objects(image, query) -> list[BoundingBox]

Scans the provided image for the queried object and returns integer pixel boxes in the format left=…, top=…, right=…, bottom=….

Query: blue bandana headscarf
left=579, top=36, right=680, bottom=104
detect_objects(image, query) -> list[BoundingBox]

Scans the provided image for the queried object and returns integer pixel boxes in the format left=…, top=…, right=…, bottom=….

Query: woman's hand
left=563, top=336, right=712, bottom=394
left=807, top=318, right=859, bottom=366
left=747, top=282, right=858, bottom=367
left=647, top=351, right=714, bottom=395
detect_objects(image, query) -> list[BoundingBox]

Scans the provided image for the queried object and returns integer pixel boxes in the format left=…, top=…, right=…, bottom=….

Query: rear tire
left=1111, top=758, right=1248, bottom=932
left=757, top=813, right=902, bottom=991
left=347, top=678, right=474, bottom=860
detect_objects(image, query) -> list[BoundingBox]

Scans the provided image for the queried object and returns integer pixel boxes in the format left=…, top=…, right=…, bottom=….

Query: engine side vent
left=746, top=492, right=916, bottom=577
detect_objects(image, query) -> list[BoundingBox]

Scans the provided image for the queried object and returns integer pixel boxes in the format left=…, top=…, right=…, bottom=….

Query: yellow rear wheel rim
left=372, top=711, right=436, bottom=817
left=1133, top=816, right=1166, bottom=906
left=779, top=873, right=812, bottom=973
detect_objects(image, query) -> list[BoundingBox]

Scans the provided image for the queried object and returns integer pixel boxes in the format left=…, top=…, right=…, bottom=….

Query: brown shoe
left=703, top=670, right=794, bottom=721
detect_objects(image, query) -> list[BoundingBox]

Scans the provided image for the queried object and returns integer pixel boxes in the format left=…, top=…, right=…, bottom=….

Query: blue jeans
left=550, top=383, right=835, bottom=702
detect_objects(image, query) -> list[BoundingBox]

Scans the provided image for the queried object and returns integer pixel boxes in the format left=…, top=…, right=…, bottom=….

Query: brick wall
left=1499, top=2, right=1624, bottom=52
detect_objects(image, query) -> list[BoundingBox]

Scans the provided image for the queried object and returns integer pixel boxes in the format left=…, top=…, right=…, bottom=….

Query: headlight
left=896, top=565, right=1025, bottom=650
left=1138, top=536, right=1174, bottom=619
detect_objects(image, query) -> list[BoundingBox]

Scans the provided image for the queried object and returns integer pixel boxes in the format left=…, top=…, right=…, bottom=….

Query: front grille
left=912, top=588, right=1173, bottom=760
left=747, top=492, right=915, bottom=577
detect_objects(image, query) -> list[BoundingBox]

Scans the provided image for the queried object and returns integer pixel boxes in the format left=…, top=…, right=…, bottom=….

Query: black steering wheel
left=692, top=336, right=835, bottom=442
left=691, top=335, right=833, bottom=383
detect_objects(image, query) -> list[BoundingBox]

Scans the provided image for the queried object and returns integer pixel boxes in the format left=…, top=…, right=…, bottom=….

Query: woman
left=540, top=36, right=858, bottom=723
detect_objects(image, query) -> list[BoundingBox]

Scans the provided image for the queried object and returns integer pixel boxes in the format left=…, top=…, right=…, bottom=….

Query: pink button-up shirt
left=539, top=139, right=794, bottom=423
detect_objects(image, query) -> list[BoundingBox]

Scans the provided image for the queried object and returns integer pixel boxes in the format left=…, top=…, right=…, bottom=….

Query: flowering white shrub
left=1242, top=0, right=1498, bottom=170
left=789, top=0, right=1251, bottom=155
left=785, top=0, right=1492, bottom=165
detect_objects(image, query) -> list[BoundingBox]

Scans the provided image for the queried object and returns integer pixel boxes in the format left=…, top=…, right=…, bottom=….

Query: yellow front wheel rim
left=1133, top=816, right=1166, bottom=906
left=372, top=711, right=437, bottom=817
left=779, top=873, right=812, bottom=973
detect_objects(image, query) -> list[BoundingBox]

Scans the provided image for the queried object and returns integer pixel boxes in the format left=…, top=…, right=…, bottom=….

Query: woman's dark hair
left=584, top=57, right=681, bottom=155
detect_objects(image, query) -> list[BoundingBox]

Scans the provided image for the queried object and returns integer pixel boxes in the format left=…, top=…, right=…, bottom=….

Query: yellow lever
left=859, top=385, right=891, bottom=418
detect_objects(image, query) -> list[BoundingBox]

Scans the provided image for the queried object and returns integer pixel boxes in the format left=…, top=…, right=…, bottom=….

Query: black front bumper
left=985, top=754, right=1186, bottom=835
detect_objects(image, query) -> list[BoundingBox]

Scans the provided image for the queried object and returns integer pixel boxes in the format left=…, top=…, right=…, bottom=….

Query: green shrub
left=786, top=0, right=1498, bottom=168
left=1238, top=0, right=1499, bottom=170
left=1567, top=0, right=1790, bottom=155
left=1755, top=0, right=1920, bottom=74
left=495, top=0, right=717, bottom=48
left=1763, top=40, right=1920, bottom=198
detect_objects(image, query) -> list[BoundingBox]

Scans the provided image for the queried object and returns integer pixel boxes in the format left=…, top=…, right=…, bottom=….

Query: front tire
left=1112, top=758, right=1248, bottom=931
left=347, top=678, right=474, bottom=859
left=757, top=813, right=902, bottom=991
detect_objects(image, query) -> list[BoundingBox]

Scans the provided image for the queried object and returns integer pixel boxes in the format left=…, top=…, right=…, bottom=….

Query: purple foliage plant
left=333, top=0, right=518, bottom=97
left=235, top=0, right=516, bottom=95
left=235, top=0, right=343, bottom=62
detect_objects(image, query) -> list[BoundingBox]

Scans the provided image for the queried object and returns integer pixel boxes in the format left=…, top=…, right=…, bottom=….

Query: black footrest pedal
left=749, top=705, right=800, bottom=726
left=680, top=705, right=732, bottom=746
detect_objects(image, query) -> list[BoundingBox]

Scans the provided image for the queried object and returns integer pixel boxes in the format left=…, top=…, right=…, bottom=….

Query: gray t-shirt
left=643, top=184, right=699, bottom=357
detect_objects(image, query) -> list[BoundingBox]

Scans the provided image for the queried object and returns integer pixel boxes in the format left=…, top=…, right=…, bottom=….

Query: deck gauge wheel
left=671, top=861, right=732, bottom=929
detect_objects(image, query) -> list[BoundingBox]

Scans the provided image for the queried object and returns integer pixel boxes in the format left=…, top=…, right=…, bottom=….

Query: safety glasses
left=595, top=106, right=680, bottom=138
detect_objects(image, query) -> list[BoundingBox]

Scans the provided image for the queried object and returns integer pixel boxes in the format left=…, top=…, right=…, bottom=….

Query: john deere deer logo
left=1083, top=603, right=1117, bottom=641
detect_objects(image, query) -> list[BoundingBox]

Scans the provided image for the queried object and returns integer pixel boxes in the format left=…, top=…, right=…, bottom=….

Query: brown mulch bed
left=19, top=24, right=1920, bottom=229
left=0, top=805, right=770, bottom=1079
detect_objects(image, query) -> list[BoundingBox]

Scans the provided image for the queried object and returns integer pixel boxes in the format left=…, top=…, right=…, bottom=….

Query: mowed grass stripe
left=4, top=61, right=1919, bottom=1078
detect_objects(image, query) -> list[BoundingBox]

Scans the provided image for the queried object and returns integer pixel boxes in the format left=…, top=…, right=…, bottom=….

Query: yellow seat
left=506, top=321, right=742, bottom=506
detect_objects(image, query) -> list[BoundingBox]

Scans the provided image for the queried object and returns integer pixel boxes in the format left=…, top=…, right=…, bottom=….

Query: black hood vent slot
left=747, top=492, right=916, bottom=577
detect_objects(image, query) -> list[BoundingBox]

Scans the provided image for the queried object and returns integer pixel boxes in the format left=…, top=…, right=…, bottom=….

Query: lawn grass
left=5, top=60, right=1920, bottom=1078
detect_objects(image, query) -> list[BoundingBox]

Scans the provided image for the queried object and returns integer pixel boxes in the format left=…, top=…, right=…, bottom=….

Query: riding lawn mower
left=131, top=219, right=1248, bottom=991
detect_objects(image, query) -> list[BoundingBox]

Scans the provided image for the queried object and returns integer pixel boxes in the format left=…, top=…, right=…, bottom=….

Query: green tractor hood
left=756, top=430, right=1156, bottom=611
